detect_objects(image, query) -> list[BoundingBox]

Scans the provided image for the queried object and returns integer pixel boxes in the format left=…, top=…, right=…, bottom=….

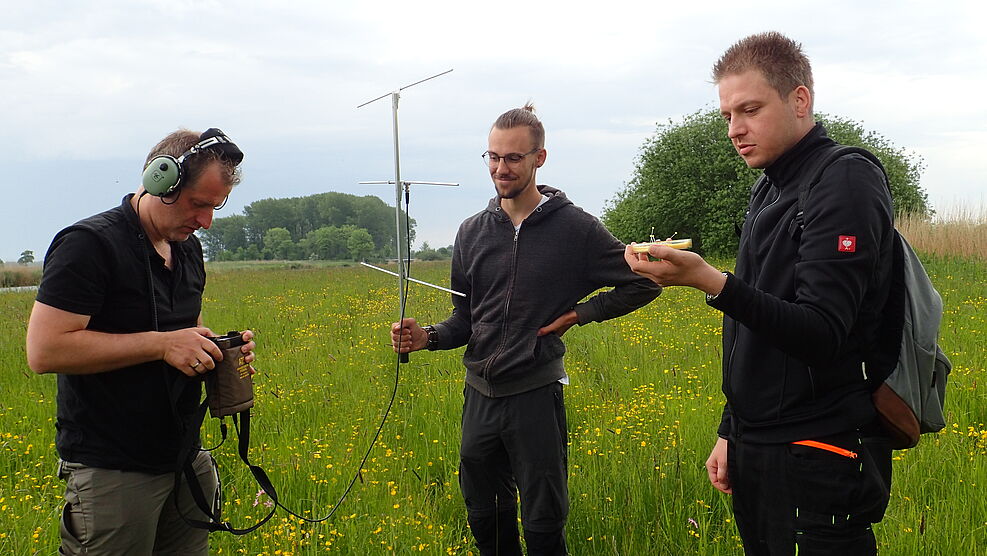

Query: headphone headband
left=142, top=128, right=243, bottom=197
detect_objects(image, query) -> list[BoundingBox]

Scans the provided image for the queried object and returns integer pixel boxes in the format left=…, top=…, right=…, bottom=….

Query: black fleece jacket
left=709, top=124, right=894, bottom=443
left=430, top=185, right=662, bottom=398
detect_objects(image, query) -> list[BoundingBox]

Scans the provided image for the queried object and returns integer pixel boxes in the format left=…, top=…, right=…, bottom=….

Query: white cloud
left=2, top=0, right=986, bottom=260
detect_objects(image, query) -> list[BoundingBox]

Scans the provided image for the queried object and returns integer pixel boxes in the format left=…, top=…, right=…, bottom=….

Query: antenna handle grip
left=400, top=353, right=409, bottom=364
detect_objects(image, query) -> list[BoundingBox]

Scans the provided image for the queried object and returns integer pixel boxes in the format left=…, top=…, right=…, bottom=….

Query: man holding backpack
left=625, top=32, right=896, bottom=554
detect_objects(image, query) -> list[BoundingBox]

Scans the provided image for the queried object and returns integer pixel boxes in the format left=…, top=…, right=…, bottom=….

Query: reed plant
left=898, top=203, right=987, bottom=260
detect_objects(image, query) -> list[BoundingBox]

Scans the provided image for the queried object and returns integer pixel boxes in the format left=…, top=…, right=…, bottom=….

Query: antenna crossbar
left=361, top=262, right=465, bottom=297
left=357, top=69, right=454, bottom=108
left=359, top=180, right=459, bottom=187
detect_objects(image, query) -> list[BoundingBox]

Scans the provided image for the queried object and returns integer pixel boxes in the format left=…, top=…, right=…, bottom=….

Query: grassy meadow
left=1, top=247, right=985, bottom=554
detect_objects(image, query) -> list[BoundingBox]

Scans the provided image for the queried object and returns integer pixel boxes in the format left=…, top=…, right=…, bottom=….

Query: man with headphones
left=26, top=128, right=256, bottom=555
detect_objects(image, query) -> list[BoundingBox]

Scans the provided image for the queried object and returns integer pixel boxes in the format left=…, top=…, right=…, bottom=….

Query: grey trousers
left=57, top=450, right=219, bottom=556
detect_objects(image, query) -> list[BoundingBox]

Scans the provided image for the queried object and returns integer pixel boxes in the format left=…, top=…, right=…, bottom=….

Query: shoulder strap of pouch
left=175, top=401, right=279, bottom=534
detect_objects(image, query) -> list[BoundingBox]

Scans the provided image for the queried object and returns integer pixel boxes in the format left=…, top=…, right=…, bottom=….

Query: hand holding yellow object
left=631, top=238, right=693, bottom=253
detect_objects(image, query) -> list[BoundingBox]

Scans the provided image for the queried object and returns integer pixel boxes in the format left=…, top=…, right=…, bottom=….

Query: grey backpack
left=793, top=145, right=951, bottom=449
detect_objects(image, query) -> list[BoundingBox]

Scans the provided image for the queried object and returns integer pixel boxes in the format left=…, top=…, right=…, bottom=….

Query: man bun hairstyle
left=144, top=128, right=242, bottom=189
left=492, top=102, right=545, bottom=149
left=713, top=31, right=814, bottom=107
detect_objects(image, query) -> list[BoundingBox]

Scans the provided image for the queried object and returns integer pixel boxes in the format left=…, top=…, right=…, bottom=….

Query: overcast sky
left=2, top=0, right=984, bottom=263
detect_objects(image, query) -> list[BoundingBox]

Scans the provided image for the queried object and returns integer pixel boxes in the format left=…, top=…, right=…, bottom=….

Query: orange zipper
left=792, top=440, right=858, bottom=459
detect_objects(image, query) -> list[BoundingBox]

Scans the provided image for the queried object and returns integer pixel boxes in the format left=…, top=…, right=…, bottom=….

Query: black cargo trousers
left=460, top=381, right=569, bottom=556
left=728, top=428, right=892, bottom=556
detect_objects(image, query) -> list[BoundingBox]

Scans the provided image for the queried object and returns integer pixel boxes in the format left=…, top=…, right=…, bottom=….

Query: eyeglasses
left=481, top=147, right=541, bottom=167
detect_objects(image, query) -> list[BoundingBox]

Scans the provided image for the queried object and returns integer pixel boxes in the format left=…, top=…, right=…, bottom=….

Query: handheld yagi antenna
left=358, top=69, right=461, bottom=363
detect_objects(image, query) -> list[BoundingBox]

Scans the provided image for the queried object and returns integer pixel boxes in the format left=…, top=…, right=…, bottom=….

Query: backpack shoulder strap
left=789, top=145, right=889, bottom=239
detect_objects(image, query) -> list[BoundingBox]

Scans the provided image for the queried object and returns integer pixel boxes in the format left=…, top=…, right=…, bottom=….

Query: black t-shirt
left=37, top=194, right=207, bottom=473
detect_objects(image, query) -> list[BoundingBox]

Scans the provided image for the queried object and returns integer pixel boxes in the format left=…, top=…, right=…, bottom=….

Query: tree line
left=200, top=192, right=415, bottom=261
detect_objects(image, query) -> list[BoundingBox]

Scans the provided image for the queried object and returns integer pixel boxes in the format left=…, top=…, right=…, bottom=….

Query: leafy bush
left=603, top=108, right=929, bottom=257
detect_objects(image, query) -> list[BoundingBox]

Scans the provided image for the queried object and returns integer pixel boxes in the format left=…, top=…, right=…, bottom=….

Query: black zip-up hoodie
left=709, top=124, right=894, bottom=443
left=430, top=185, right=662, bottom=397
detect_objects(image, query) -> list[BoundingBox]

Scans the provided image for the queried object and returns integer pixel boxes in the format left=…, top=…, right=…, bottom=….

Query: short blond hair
left=713, top=32, right=814, bottom=104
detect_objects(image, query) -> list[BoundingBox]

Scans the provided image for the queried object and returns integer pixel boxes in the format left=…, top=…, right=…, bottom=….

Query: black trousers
left=460, top=382, right=569, bottom=556
left=728, top=429, right=892, bottom=556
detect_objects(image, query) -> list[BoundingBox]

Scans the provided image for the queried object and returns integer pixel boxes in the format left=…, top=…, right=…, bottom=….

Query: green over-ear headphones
left=141, top=128, right=243, bottom=196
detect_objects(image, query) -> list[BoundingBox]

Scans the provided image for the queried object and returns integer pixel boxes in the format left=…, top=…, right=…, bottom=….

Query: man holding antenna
left=625, top=32, right=894, bottom=554
left=26, top=128, right=256, bottom=555
left=391, top=104, right=661, bottom=555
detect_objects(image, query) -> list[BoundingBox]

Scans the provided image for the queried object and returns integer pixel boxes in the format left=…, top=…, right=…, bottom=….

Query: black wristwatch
left=423, top=325, right=439, bottom=351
